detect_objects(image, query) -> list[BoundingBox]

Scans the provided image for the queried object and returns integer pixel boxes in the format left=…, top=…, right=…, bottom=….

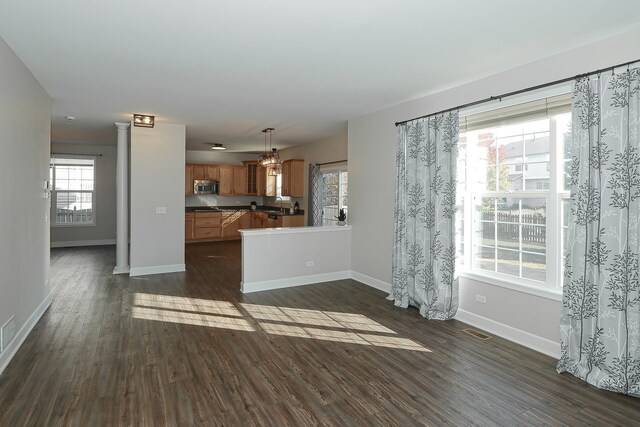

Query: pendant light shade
left=258, top=128, right=281, bottom=168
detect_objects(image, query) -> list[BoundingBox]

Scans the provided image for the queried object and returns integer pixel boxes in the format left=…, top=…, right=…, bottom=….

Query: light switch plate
left=156, top=207, right=167, bottom=214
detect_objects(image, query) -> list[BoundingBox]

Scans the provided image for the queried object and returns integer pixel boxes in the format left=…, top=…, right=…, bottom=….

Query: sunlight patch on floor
left=131, top=293, right=429, bottom=352
left=134, top=292, right=242, bottom=317
left=241, top=303, right=396, bottom=333
left=259, top=323, right=430, bottom=352
left=132, top=306, right=255, bottom=331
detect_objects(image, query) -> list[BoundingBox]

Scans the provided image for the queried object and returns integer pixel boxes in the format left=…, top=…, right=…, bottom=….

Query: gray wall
left=348, top=26, right=640, bottom=355
left=130, top=123, right=186, bottom=275
left=50, top=142, right=117, bottom=247
left=0, top=36, right=51, bottom=373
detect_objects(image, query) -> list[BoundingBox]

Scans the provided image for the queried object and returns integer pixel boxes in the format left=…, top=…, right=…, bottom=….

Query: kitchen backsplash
left=186, top=195, right=265, bottom=207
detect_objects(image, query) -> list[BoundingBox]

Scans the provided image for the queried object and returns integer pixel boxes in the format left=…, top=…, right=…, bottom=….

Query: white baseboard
left=454, top=308, right=560, bottom=358
left=129, top=263, right=186, bottom=277
left=51, top=239, right=116, bottom=248
left=350, top=270, right=391, bottom=293
left=0, top=292, right=52, bottom=376
left=242, top=271, right=351, bottom=294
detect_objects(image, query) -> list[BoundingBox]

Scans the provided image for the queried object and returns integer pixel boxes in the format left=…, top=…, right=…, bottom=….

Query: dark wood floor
left=1, top=242, right=639, bottom=426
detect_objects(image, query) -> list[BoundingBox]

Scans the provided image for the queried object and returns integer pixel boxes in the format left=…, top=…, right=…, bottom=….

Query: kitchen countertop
left=185, top=205, right=304, bottom=216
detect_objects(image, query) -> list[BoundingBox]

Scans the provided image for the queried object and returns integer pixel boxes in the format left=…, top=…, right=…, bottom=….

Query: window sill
left=458, top=270, right=562, bottom=302
left=51, top=223, right=96, bottom=228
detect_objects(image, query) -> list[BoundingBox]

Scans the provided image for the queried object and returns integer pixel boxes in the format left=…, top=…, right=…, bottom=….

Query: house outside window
left=322, top=168, right=348, bottom=226
left=457, top=90, right=571, bottom=294
left=50, top=156, right=96, bottom=226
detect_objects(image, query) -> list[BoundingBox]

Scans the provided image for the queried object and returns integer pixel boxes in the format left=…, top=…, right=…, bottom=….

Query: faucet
left=275, top=196, right=285, bottom=213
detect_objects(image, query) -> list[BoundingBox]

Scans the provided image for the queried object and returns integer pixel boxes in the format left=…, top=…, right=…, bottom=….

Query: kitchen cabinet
left=219, top=165, right=246, bottom=195
left=194, top=212, right=221, bottom=240
left=281, top=159, right=304, bottom=197
left=192, top=164, right=220, bottom=181
left=257, top=166, right=276, bottom=196
left=185, top=165, right=194, bottom=195
left=222, top=211, right=242, bottom=238
left=281, top=215, right=305, bottom=228
left=239, top=211, right=252, bottom=230
left=185, top=212, right=195, bottom=240
left=244, top=161, right=258, bottom=195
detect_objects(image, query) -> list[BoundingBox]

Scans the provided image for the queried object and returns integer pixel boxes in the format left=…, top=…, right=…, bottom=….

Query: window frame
left=320, top=164, right=348, bottom=226
left=457, top=88, right=571, bottom=301
left=50, top=155, right=97, bottom=227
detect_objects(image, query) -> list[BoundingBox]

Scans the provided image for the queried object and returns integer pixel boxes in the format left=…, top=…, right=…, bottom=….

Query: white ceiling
left=1, top=1, right=639, bottom=152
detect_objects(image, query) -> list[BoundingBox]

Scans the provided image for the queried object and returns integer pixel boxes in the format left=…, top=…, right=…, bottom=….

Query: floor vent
left=462, top=328, right=492, bottom=340
left=1, top=316, right=17, bottom=352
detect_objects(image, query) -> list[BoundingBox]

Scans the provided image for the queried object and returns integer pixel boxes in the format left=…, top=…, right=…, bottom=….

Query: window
left=275, top=174, right=290, bottom=201
left=322, top=168, right=348, bottom=226
left=458, top=91, right=571, bottom=292
left=50, top=156, right=96, bottom=226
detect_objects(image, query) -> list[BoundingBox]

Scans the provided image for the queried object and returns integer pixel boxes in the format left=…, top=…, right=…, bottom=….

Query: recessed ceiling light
left=65, top=115, right=76, bottom=121
left=210, top=143, right=226, bottom=150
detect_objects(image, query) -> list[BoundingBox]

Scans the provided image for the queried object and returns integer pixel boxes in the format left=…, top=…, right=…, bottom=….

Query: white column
left=113, top=121, right=131, bottom=274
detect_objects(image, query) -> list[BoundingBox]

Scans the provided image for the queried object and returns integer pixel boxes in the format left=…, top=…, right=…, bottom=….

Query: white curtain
left=390, top=111, right=459, bottom=320
left=558, top=67, right=640, bottom=396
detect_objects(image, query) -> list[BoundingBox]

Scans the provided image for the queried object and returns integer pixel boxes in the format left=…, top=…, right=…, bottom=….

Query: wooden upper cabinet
left=207, top=165, right=220, bottom=181
left=282, top=159, right=304, bottom=197
left=257, top=166, right=276, bottom=197
left=192, top=164, right=207, bottom=180
left=244, top=161, right=258, bottom=195
left=233, top=166, right=246, bottom=195
left=185, top=164, right=194, bottom=195
left=219, top=165, right=234, bottom=195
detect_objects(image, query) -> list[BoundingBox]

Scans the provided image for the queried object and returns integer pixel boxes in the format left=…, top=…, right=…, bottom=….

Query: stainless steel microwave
left=193, top=180, right=219, bottom=195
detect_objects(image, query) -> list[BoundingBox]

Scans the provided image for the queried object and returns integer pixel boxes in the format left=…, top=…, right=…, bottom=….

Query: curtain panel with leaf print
left=308, top=163, right=323, bottom=226
left=390, top=112, right=459, bottom=320
left=558, top=67, right=640, bottom=397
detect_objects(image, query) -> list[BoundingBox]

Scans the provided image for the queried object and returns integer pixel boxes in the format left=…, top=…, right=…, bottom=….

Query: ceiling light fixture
left=210, top=143, right=226, bottom=150
left=258, top=128, right=281, bottom=171
left=133, top=114, right=155, bottom=128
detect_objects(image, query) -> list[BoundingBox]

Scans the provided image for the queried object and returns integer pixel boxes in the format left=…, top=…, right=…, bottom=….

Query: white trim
left=240, top=225, right=351, bottom=236
left=129, top=264, right=186, bottom=277
left=241, top=271, right=351, bottom=294
left=51, top=239, right=116, bottom=248
left=459, top=271, right=562, bottom=301
left=454, top=308, right=560, bottom=358
left=113, top=265, right=130, bottom=275
left=0, top=292, right=52, bottom=376
left=350, top=270, right=391, bottom=293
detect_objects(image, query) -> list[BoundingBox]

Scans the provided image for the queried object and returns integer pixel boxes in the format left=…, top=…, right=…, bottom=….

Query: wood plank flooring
left=1, top=242, right=640, bottom=426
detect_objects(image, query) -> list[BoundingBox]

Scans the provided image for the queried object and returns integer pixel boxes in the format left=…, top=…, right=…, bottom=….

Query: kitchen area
left=184, top=159, right=306, bottom=242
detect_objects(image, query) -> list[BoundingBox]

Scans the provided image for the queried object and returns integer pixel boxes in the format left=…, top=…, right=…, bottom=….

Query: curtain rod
left=395, top=58, right=640, bottom=127
left=51, top=152, right=103, bottom=157
left=316, top=159, right=347, bottom=166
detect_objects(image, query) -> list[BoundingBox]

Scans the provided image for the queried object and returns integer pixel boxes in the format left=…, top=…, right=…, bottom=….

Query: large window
left=50, top=156, right=96, bottom=226
left=457, top=91, right=571, bottom=292
left=322, top=168, right=348, bottom=226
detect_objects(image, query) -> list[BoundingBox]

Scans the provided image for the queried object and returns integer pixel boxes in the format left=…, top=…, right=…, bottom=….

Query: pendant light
left=258, top=128, right=281, bottom=169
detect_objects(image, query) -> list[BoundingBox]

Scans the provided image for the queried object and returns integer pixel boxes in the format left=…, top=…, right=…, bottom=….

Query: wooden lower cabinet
left=185, top=212, right=195, bottom=239
left=187, top=210, right=305, bottom=242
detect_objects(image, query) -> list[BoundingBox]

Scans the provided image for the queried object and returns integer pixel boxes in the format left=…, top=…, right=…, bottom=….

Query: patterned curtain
left=308, top=163, right=323, bottom=226
left=390, top=111, right=459, bottom=320
left=558, top=67, right=640, bottom=397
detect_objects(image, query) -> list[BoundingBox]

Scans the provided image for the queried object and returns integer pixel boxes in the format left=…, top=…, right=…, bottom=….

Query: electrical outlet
left=156, top=207, right=167, bottom=214
left=476, top=294, right=487, bottom=304
left=306, top=261, right=314, bottom=267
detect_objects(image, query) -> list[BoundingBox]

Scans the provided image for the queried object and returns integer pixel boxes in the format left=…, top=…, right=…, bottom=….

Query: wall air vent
left=462, top=328, right=492, bottom=340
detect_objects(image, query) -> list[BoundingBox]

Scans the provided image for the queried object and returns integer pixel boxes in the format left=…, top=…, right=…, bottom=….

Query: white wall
left=186, top=150, right=257, bottom=164
left=50, top=142, right=117, bottom=247
left=277, top=133, right=348, bottom=223
left=0, top=36, right=52, bottom=374
left=348, top=27, right=640, bottom=355
left=241, top=226, right=352, bottom=293
left=130, top=123, right=186, bottom=276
